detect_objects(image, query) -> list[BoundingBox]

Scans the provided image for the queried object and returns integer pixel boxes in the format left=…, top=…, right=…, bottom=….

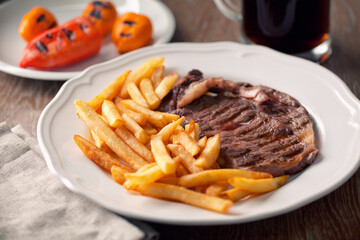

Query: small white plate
left=38, top=42, right=360, bottom=225
left=0, top=0, right=175, bottom=80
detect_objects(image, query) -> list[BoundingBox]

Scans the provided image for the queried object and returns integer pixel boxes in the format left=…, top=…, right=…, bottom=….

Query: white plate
left=37, top=42, right=360, bottom=225
left=0, top=0, right=175, bottom=80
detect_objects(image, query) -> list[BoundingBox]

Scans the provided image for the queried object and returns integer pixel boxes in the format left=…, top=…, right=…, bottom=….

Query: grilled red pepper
left=19, top=16, right=102, bottom=69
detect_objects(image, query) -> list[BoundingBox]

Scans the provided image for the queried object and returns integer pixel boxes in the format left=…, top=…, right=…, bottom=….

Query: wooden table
left=1, top=0, right=359, bottom=239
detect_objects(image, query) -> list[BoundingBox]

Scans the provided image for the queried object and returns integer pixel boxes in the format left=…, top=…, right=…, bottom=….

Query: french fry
left=155, top=72, right=178, bottom=100
left=127, top=81, right=149, bottom=108
left=185, top=120, right=196, bottom=139
left=74, top=135, right=134, bottom=173
left=90, top=129, right=114, bottom=155
left=115, top=102, right=147, bottom=126
left=167, top=144, right=203, bottom=174
left=115, top=127, right=154, bottom=163
left=74, top=100, right=147, bottom=170
left=222, top=188, right=250, bottom=202
left=140, top=78, right=161, bottom=110
left=88, top=70, right=131, bottom=111
left=229, top=175, right=289, bottom=193
left=174, top=125, right=184, bottom=133
left=193, top=185, right=208, bottom=193
left=102, top=100, right=124, bottom=128
left=125, top=163, right=165, bottom=185
left=150, top=135, right=177, bottom=174
left=169, top=125, right=184, bottom=143
left=151, top=65, right=164, bottom=88
left=178, top=169, right=273, bottom=188
left=99, top=115, right=110, bottom=126
left=184, top=121, right=199, bottom=140
left=157, top=177, right=179, bottom=185
left=144, top=123, right=158, bottom=135
left=160, top=112, right=180, bottom=123
left=121, top=99, right=166, bottom=128
left=111, top=165, right=128, bottom=184
left=120, top=57, right=165, bottom=98
left=194, top=134, right=220, bottom=169
left=137, top=162, right=158, bottom=172
left=194, top=123, right=200, bottom=141
left=205, top=181, right=228, bottom=197
left=176, top=163, right=189, bottom=177
left=137, top=183, right=233, bottom=213
left=122, top=179, right=138, bottom=190
left=176, top=131, right=200, bottom=156
left=123, top=162, right=158, bottom=189
left=121, top=113, right=150, bottom=144
left=171, top=156, right=181, bottom=169
left=197, top=136, right=207, bottom=151
left=157, top=117, right=185, bottom=142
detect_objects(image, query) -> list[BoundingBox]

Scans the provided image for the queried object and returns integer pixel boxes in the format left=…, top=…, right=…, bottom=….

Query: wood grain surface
left=1, top=0, right=359, bottom=239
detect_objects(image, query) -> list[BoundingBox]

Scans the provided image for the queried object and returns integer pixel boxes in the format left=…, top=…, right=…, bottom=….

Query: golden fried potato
left=115, top=127, right=154, bottom=163
left=194, top=134, right=220, bottom=169
left=74, top=134, right=134, bottom=173
left=120, top=57, right=165, bottom=98
left=205, top=181, right=228, bottom=197
left=222, top=188, right=250, bottom=202
left=121, top=113, right=150, bottom=144
left=121, top=99, right=166, bottom=128
left=127, top=81, right=149, bottom=108
left=178, top=169, right=273, bottom=188
left=137, top=183, right=233, bottom=213
left=102, top=100, right=124, bottom=128
left=88, top=70, right=130, bottom=112
left=150, top=135, right=177, bottom=174
left=125, top=163, right=165, bottom=185
left=155, top=72, right=178, bottom=100
left=175, top=131, right=200, bottom=156
left=111, top=165, right=128, bottom=184
left=74, top=100, right=147, bottom=170
left=156, top=117, right=184, bottom=142
left=229, top=175, right=289, bottom=193
left=139, top=78, right=161, bottom=110
left=167, top=144, right=203, bottom=174
left=114, top=102, right=147, bottom=126
left=151, top=65, right=164, bottom=88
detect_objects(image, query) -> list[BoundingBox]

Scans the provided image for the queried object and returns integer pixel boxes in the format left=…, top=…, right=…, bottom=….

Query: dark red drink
left=242, top=0, right=330, bottom=54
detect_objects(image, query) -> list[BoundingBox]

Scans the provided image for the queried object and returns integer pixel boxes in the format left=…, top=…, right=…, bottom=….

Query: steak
left=160, top=70, right=319, bottom=176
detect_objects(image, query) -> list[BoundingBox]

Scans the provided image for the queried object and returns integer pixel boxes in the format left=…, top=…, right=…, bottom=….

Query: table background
left=1, top=0, right=359, bottom=239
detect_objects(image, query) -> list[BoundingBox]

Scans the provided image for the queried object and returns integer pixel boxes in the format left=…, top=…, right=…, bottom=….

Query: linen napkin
left=0, top=122, right=158, bottom=240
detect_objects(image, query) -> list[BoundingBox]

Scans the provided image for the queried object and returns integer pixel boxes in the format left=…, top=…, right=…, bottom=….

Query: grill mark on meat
left=260, top=135, right=299, bottom=153
left=230, top=118, right=264, bottom=137
left=162, top=70, right=319, bottom=176
left=209, top=99, right=241, bottom=119
left=220, top=109, right=257, bottom=131
left=277, top=142, right=305, bottom=158
left=182, top=96, right=236, bottom=119
left=208, top=105, right=250, bottom=130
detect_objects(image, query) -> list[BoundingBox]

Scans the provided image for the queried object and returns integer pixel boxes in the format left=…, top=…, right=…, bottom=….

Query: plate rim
left=0, top=0, right=175, bottom=80
left=37, top=41, right=360, bottom=225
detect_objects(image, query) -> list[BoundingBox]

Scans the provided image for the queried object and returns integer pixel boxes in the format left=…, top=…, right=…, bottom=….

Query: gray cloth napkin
left=0, top=122, right=158, bottom=240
